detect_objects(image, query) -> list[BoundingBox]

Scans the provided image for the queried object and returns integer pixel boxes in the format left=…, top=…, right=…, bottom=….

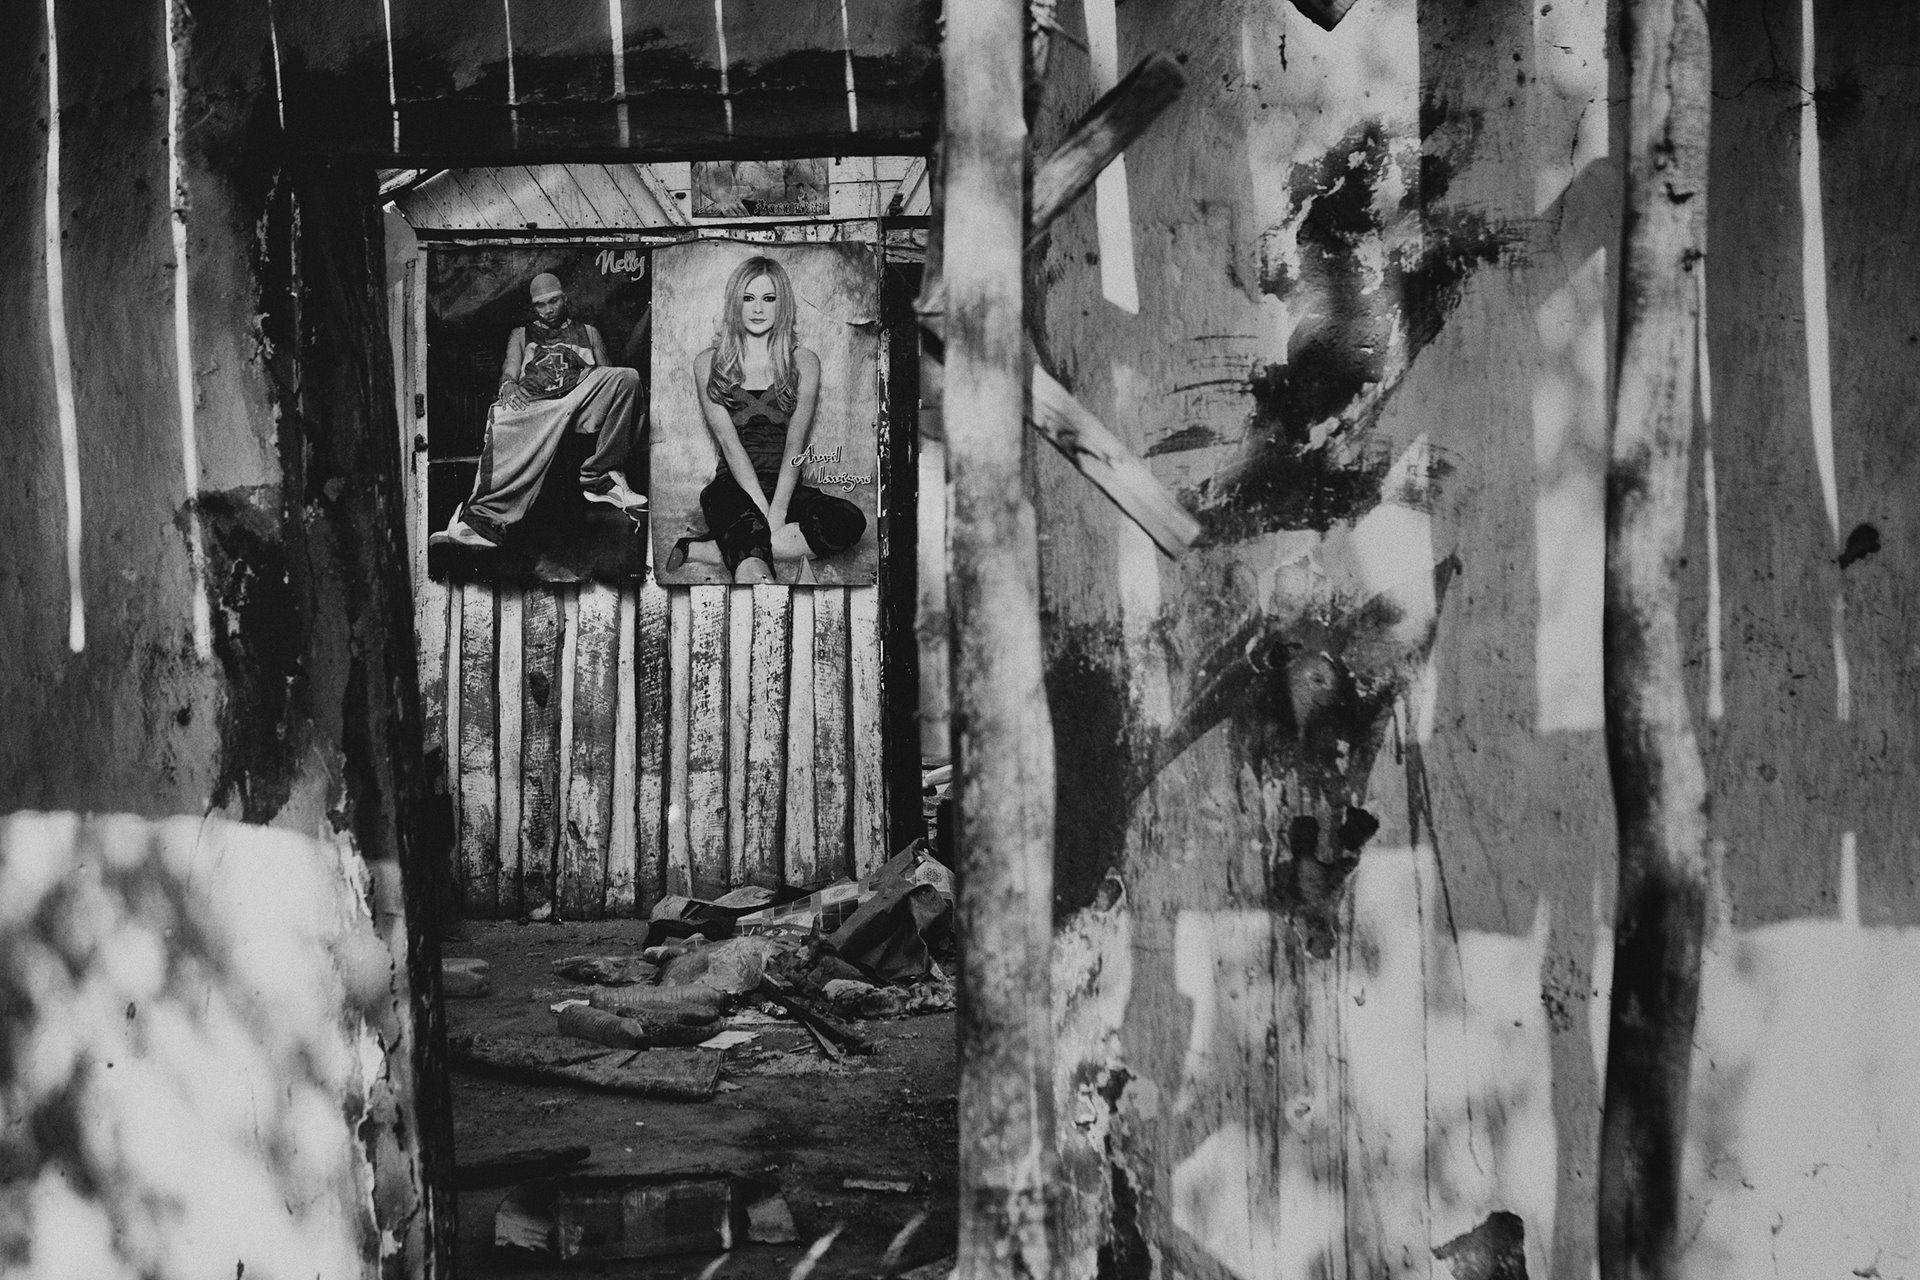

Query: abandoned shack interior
left=4, top=0, right=1920, bottom=1278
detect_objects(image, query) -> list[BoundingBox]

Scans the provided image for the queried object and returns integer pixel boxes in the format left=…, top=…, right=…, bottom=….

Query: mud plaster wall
left=1031, top=1, right=1920, bottom=1278
left=0, top=0, right=450, bottom=1274
left=0, top=0, right=938, bottom=1272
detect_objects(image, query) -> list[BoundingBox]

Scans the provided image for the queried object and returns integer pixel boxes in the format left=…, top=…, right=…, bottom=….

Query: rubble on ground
left=439, top=839, right=959, bottom=1077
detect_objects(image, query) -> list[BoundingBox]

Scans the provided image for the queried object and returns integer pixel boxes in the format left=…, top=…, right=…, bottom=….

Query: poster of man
left=424, top=244, right=654, bottom=583
left=648, top=239, right=882, bottom=587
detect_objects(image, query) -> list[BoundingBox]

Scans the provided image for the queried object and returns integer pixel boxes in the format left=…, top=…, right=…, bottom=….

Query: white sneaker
left=583, top=473, right=647, bottom=512
left=429, top=509, right=496, bottom=549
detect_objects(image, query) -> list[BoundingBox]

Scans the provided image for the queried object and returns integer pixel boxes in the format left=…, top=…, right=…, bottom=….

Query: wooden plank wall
left=417, top=562, right=889, bottom=918
left=399, top=174, right=912, bottom=917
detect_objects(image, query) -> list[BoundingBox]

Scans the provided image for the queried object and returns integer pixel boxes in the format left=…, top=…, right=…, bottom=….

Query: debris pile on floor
left=440, top=840, right=958, bottom=1090
left=441, top=835, right=961, bottom=1269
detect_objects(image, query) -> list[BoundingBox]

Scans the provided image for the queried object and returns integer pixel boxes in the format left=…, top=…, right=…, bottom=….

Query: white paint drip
left=1832, top=592, right=1852, bottom=722
left=1839, top=830, right=1859, bottom=927
left=1082, top=0, right=1140, bottom=313
left=712, top=0, right=734, bottom=135
left=166, top=0, right=213, bottom=660
left=1413, top=653, right=1439, bottom=744
left=1703, top=446, right=1725, bottom=721
left=381, top=0, right=399, bottom=150
left=607, top=0, right=626, bottom=98
left=265, top=0, right=286, bottom=129
left=608, top=0, right=629, bottom=146
left=44, top=0, right=85, bottom=654
left=1698, top=271, right=1724, bottom=721
left=502, top=0, right=517, bottom=106
left=836, top=0, right=859, bottom=133
left=1799, top=0, right=1839, bottom=546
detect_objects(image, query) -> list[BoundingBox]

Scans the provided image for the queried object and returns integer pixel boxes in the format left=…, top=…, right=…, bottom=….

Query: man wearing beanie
left=434, top=271, right=646, bottom=549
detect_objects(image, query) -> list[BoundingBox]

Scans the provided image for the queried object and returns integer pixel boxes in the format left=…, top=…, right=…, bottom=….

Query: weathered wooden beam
left=520, top=587, right=564, bottom=916
left=1027, top=53, right=1185, bottom=247
left=813, top=587, right=853, bottom=881
left=635, top=570, right=672, bottom=914
left=1596, top=2, right=1713, bottom=1279
left=916, top=55, right=1199, bottom=559
left=559, top=584, right=619, bottom=918
left=944, top=1, right=1058, bottom=1276
left=1030, top=366, right=1202, bottom=556
left=743, top=585, right=791, bottom=887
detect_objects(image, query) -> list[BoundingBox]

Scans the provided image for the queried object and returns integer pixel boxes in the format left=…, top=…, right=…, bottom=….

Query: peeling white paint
left=1082, top=0, right=1139, bottom=314
left=1700, top=268, right=1725, bottom=720
left=265, top=0, right=286, bottom=128
left=712, top=0, right=734, bottom=136
left=1833, top=593, right=1853, bottom=722
left=165, top=0, right=213, bottom=661
left=502, top=0, right=517, bottom=106
left=43, top=0, right=84, bottom=654
left=1798, top=0, right=1840, bottom=548
left=836, top=0, right=859, bottom=133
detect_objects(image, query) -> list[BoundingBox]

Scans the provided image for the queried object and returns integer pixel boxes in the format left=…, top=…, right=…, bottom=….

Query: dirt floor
left=445, top=919, right=958, bottom=1279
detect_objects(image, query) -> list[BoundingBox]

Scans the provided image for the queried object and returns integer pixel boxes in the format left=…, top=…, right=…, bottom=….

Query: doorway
left=382, top=159, right=958, bottom=1277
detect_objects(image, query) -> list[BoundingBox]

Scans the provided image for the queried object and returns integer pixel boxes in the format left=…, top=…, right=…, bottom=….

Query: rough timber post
left=944, top=0, right=1058, bottom=1276
left=1597, top=1, right=1713, bottom=1277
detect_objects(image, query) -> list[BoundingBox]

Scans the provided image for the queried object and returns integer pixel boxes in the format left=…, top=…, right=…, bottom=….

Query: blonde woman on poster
left=667, top=255, right=866, bottom=583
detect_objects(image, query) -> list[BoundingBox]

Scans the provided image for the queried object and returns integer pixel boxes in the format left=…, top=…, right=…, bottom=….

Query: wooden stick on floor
left=1596, top=3, right=1712, bottom=1279
left=944, top=2, right=1058, bottom=1277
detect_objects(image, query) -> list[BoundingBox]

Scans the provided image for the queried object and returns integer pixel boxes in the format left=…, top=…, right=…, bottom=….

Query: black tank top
left=728, top=387, right=790, bottom=479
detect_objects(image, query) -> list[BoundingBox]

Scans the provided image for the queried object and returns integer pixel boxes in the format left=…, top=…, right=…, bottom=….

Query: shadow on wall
left=0, top=814, right=410, bottom=1279
left=1054, top=846, right=1920, bottom=1280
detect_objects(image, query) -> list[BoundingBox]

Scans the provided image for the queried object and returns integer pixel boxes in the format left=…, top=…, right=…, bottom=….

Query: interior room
left=379, top=157, right=955, bottom=1274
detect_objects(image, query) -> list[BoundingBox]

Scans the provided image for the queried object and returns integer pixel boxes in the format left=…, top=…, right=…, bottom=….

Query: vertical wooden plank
left=456, top=582, right=499, bottom=915
left=635, top=571, right=672, bottom=912
left=411, top=248, right=451, bottom=762
left=725, top=585, right=755, bottom=884
left=916, top=437, right=951, bottom=760
left=813, top=587, right=852, bottom=881
left=444, top=583, right=464, bottom=867
left=784, top=588, right=821, bottom=886
left=849, top=585, right=887, bottom=876
left=666, top=588, right=695, bottom=896
left=495, top=586, right=525, bottom=916
left=560, top=583, right=619, bottom=918
left=744, top=585, right=792, bottom=887
left=520, top=585, right=564, bottom=916
left=607, top=585, right=640, bottom=914
left=686, top=586, right=731, bottom=898
left=555, top=584, right=581, bottom=903
left=944, top=2, right=1058, bottom=1275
